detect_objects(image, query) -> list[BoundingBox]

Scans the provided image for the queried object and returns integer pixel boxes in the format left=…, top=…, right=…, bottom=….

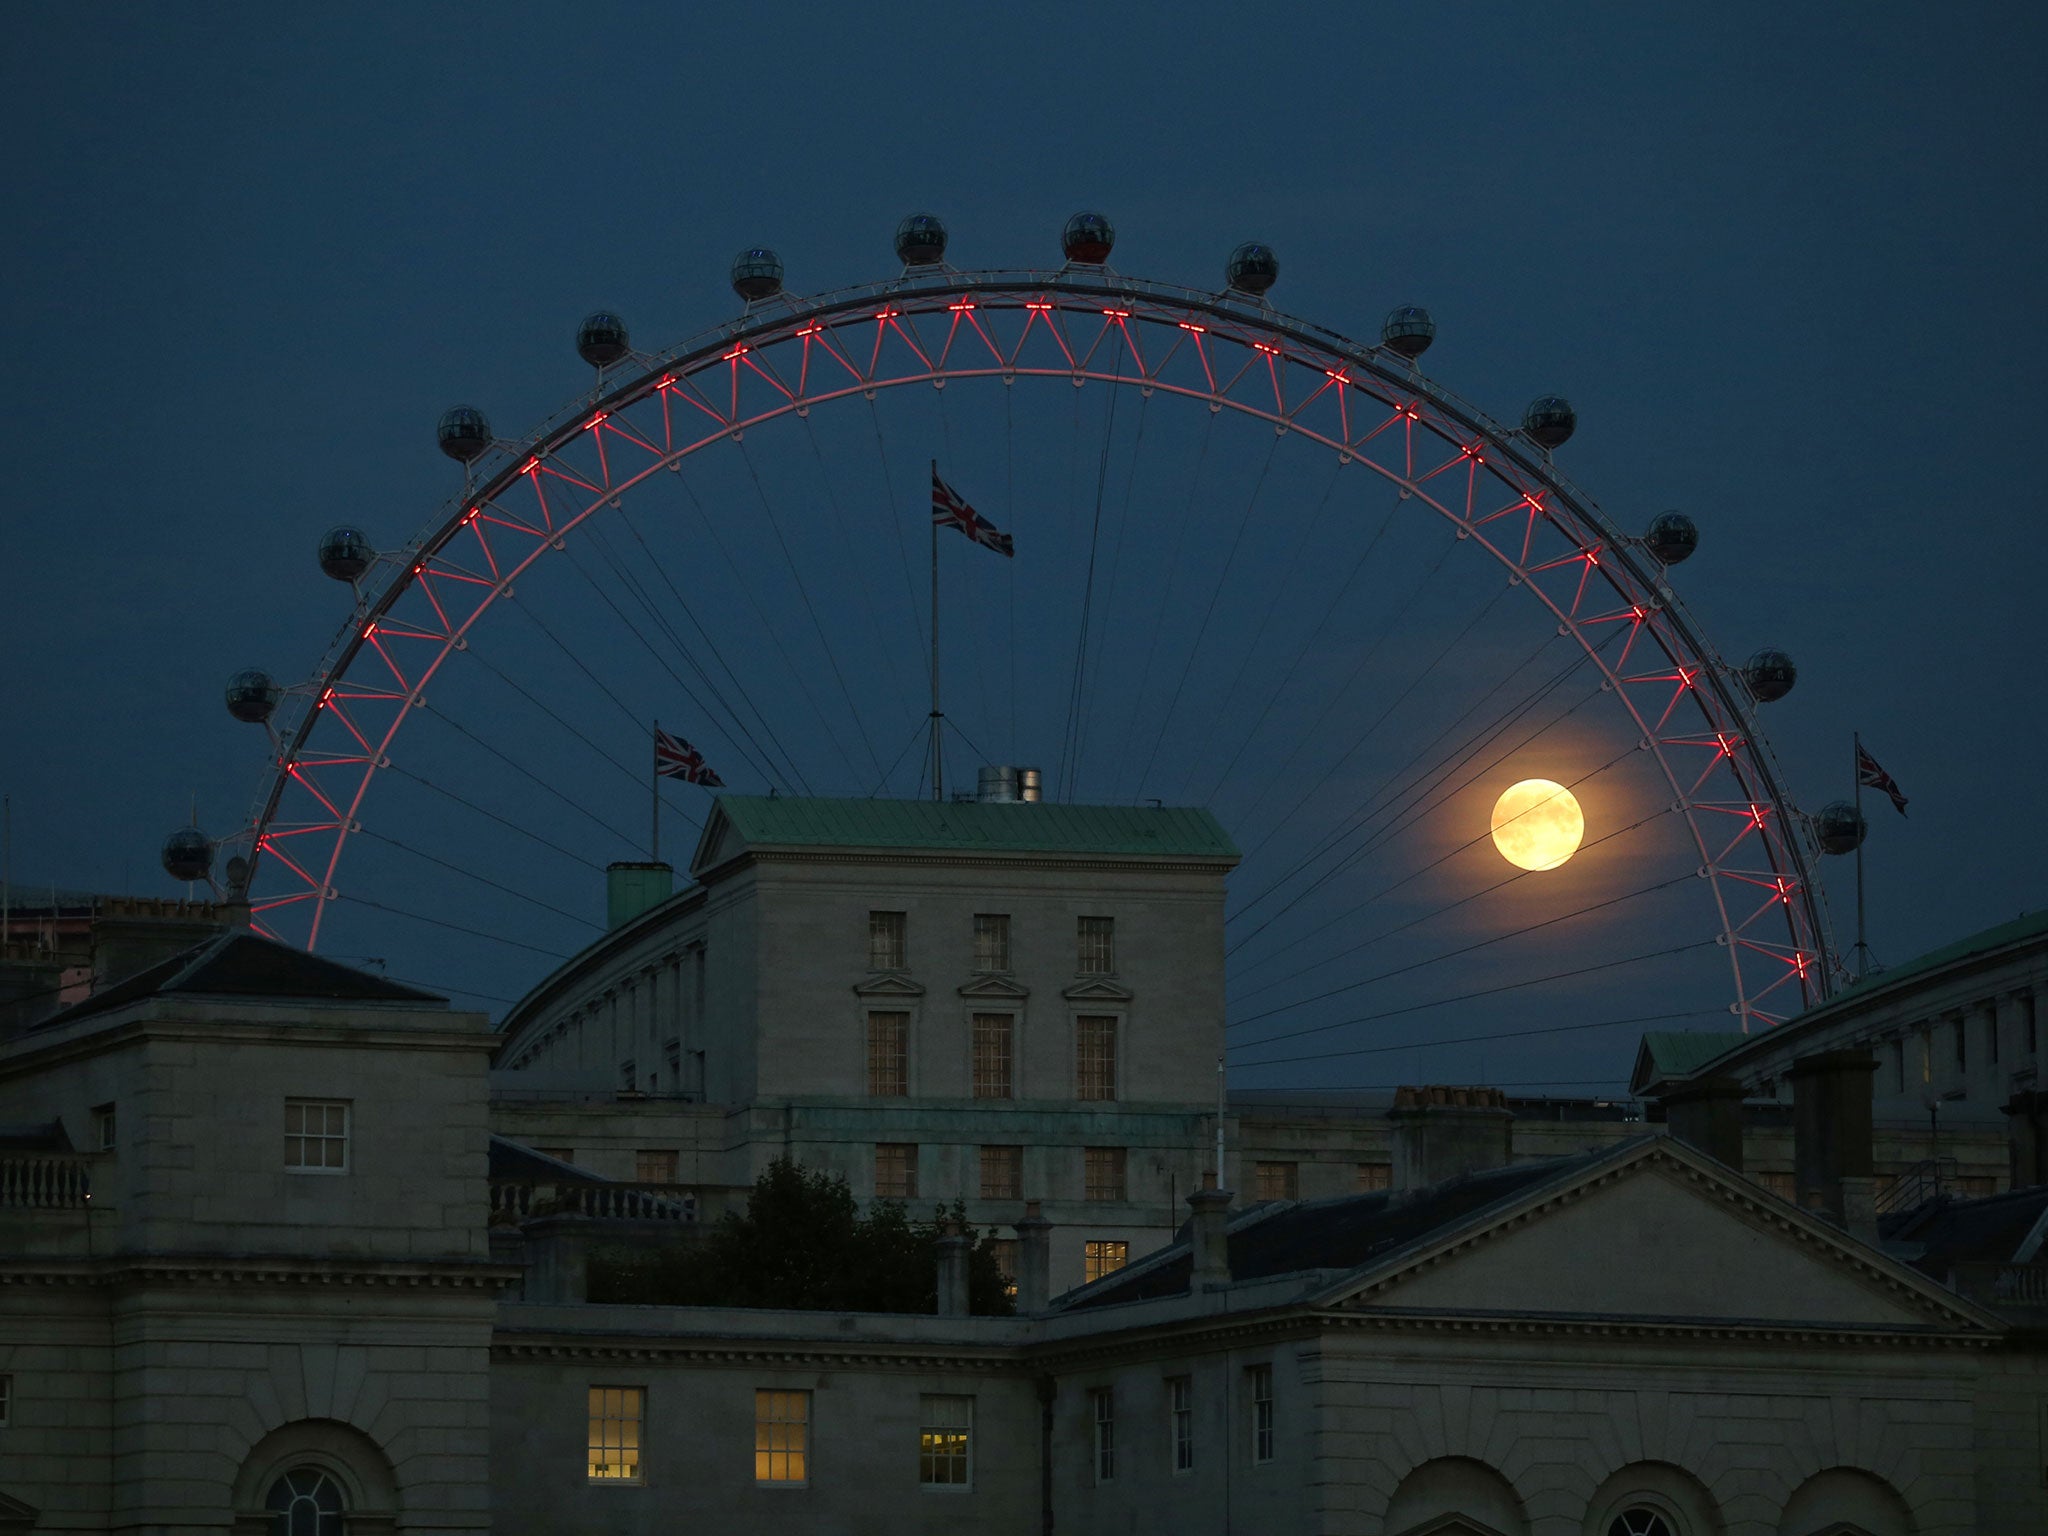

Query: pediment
left=1062, top=977, right=1133, bottom=1003
left=854, top=973, right=926, bottom=999
left=959, top=974, right=1029, bottom=1000
left=1324, top=1141, right=1997, bottom=1336
left=688, top=803, right=740, bottom=878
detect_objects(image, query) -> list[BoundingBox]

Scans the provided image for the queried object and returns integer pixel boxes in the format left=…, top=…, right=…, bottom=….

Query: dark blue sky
left=4, top=6, right=2040, bottom=1090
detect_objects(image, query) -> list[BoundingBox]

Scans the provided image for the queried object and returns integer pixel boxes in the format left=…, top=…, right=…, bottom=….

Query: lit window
left=869, top=910, right=907, bottom=970
left=755, top=1389, right=809, bottom=1484
left=1077, top=916, right=1115, bottom=975
left=1084, top=1147, right=1127, bottom=1202
left=587, top=1386, right=643, bottom=1482
left=867, top=1011, right=909, bottom=1097
left=1168, top=1375, right=1193, bottom=1473
left=1255, top=1161, right=1299, bottom=1202
left=283, top=1100, right=349, bottom=1173
left=1356, top=1163, right=1390, bottom=1192
left=1607, top=1510, right=1674, bottom=1536
left=919, top=1393, right=973, bottom=1488
left=1091, top=1388, right=1116, bottom=1482
left=980, top=1145, right=1022, bottom=1201
left=92, top=1102, right=116, bottom=1153
left=876, top=1143, right=918, bottom=1199
left=1083, top=1239, right=1128, bottom=1283
left=265, top=1467, right=344, bottom=1535
left=635, top=1149, right=678, bottom=1184
left=972, top=1013, right=1014, bottom=1099
left=1076, top=1016, right=1118, bottom=1101
left=1249, top=1364, right=1274, bottom=1464
left=973, top=913, right=1011, bottom=972
left=986, top=1238, right=1019, bottom=1300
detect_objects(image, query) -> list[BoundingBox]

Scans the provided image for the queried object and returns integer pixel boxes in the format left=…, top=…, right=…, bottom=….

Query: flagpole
left=1852, top=731, right=1868, bottom=979
left=652, top=719, right=661, bottom=864
left=930, top=459, right=942, bottom=803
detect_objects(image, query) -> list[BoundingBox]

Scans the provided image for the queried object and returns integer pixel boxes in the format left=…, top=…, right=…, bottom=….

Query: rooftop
left=1065, top=1148, right=1607, bottom=1309
left=691, top=795, right=1240, bottom=875
left=33, top=930, right=443, bottom=1029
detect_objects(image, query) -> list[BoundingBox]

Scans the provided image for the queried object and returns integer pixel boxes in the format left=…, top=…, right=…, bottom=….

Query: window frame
left=866, top=1009, right=910, bottom=1098
left=918, top=1392, right=975, bottom=1491
left=1248, top=1363, right=1274, bottom=1465
left=1083, top=1146, right=1128, bottom=1202
left=282, top=1098, right=351, bottom=1175
left=586, top=1384, right=645, bottom=1484
left=869, top=909, right=908, bottom=970
left=1254, top=1160, right=1299, bottom=1202
left=1090, top=1387, right=1116, bottom=1483
left=1075, top=1013, right=1119, bottom=1102
left=634, top=1148, right=679, bottom=1184
left=91, top=1102, right=116, bottom=1153
left=972, top=912, right=1011, bottom=973
left=754, top=1387, right=811, bottom=1487
left=979, top=1144, right=1023, bottom=1201
left=0, top=1373, right=10, bottom=1428
left=1168, top=1374, right=1194, bottom=1475
left=971, top=1011, right=1015, bottom=1099
left=1082, top=1238, right=1129, bottom=1284
left=875, top=1142, right=919, bottom=1200
left=1076, top=914, right=1115, bottom=976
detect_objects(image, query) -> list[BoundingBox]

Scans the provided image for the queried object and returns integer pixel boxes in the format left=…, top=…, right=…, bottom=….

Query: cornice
left=1311, top=1309, right=1996, bottom=1349
left=0, top=1257, right=522, bottom=1292
left=493, top=1333, right=1035, bottom=1372
left=712, top=848, right=1236, bottom=879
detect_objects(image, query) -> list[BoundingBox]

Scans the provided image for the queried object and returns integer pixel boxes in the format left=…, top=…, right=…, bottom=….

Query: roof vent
left=976, top=766, right=1044, bottom=804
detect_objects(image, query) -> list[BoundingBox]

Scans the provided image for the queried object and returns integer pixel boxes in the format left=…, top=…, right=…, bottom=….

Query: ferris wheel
left=171, top=213, right=1856, bottom=1091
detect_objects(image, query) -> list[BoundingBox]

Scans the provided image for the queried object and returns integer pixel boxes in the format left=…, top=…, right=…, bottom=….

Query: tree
left=588, top=1157, right=1016, bottom=1315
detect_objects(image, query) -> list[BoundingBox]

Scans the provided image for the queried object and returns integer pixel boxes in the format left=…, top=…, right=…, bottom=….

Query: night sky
left=3, top=5, right=2040, bottom=1094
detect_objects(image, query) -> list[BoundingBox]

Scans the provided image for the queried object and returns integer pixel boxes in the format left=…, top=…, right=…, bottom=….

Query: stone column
left=1188, top=1176, right=1233, bottom=1289
left=1388, top=1086, right=1513, bottom=1191
left=1015, top=1200, right=1053, bottom=1313
left=1661, top=1074, right=1747, bottom=1171
left=1790, top=1049, right=1878, bottom=1236
left=936, top=1226, right=970, bottom=1316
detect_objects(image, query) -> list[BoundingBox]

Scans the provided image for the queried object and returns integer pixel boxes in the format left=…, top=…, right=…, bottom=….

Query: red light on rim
left=1101, top=307, right=1131, bottom=319
left=522, top=457, right=542, bottom=476
left=947, top=302, right=976, bottom=312
left=1325, top=369, right=1351, bottom=384
left=1252, top=341, right=1281, bottom=356
left=795, top=325, right=823, bottom=338
left=1178, top=321, right=1205, bottom=333
left=874, top=307, right=900, bottom=321
left=722, top=345, right=748, bottom=362
left=588, top=411, right=608, bottom=428
left=1025, top=301, right=1054, bottom=312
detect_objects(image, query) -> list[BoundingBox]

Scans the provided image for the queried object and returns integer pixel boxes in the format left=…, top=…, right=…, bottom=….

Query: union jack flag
left=655, top=727, right=723, bottom=786
left=932, top=467, right=1014, bottom=557
left=1856, top=742, right=1908, bottom=816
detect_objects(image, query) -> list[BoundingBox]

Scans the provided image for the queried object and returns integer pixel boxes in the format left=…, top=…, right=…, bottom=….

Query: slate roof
left=1883, top=1184, right=2048, bottom=1274
left=1630, top=1030, right=1750, bottom=1094
left=694, top=795, right=1240, bottom=871
left=488, top=1136, right=603, bottom=1184
left=35, top=930, right=443, bottom=1028
left=1065, top=1149, right=1607, bottom=1310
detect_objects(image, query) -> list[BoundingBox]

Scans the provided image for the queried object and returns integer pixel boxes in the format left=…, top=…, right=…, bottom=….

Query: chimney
left=606, top=862, right=674, bottom=929
left=1188, top=1172, right=1233, bottom=1290
left=1015, top=1200, right=1052, bottom=1312
left=1790, top=1049, right=1879, bottom=1239
left=1660, top=1074, right=1747, bottom=1171
left=1388, top=1086, right=1513, bottom=1191
left=91, top=895, right=243, bottom=990
left=935, top=1223, right=970, bottom=1317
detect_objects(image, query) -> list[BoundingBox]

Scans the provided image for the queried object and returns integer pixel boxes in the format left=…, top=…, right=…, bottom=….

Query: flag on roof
left=655, top=727, right=723, bottom=786
left=1856, top=742, right=1908, bottom=816
left=932, top=467, right=1014, bottom=557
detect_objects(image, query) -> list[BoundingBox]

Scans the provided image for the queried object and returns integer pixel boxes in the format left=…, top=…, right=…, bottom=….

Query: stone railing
left=1949, top=1261, right=2048, bottom=1308
left=0, top=1153, right=93, bottom=1209
left=490, top=1179, right=697, bottom=1227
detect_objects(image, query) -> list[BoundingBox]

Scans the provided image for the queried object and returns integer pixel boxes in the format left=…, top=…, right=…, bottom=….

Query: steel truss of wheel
left=224, top=266, right=1838, bottom=1028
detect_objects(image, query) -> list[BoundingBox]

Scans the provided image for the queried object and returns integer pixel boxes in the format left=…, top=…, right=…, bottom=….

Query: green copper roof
left=1826, top=908, right=2047, bottom=1004
left=1638, top=1031, right=1750, bottom=1079
left=696, top=795, right=1240, bottom=866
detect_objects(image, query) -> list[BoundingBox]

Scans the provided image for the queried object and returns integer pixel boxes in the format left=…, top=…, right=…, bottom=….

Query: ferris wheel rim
left=227, top=264, right=1837, bottom=1028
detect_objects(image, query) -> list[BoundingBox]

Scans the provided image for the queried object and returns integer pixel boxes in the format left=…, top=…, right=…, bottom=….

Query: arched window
left=1607, top=1511, right=1674, bottom=1536
left=265, top=1468, right=344, bottom=1536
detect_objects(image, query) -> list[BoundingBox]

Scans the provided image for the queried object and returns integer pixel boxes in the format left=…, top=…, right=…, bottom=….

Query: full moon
left=1490, top=779, right=1585, bottom=870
